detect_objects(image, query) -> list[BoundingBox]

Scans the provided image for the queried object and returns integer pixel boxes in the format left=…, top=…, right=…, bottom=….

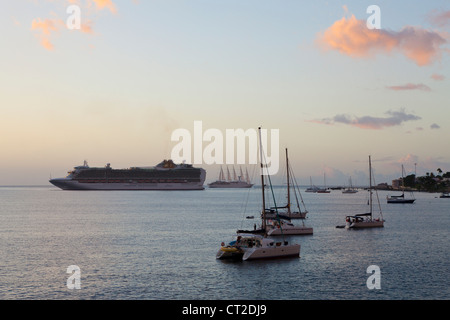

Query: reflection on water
left=0, top=186, right=448, bottom=299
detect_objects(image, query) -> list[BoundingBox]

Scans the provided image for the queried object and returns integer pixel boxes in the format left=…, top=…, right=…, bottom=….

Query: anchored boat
left=217, top=128, right=300, bottom=261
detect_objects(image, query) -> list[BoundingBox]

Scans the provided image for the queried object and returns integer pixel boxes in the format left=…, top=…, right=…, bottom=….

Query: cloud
left=317, top=14, right=447, bottom=66
left=427, top=10, right=450, bottom=28
left=80, top=20, right=94, bottom=34
left=30, top=0, right=118, bottom=50
left=398, top=153, right=419, bottom=164
left=90, top=0, right=117, bottom=14
left=311, top=109, right=421, bottom=130
left=386, top=83, right=431, bottom=91
left=430, top=123, right=441, bottom=129
left=31, top=18, right=64, bottom=50
left=431, top=73, right=445, bottom=81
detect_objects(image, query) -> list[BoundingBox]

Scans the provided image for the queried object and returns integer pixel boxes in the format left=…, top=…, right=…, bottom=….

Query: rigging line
left=239, top=164, right=258, bottom=228
left=371, top=168, right=383, bottom=219
left=289, top=164, right=308, bottom=213
left=274, top=162, right=287, bottom=206
left=288, top=165, right=307, bottom=226
left=239, top=181, right=253, bottom=229
left=260, top=147, right=285, bottom=239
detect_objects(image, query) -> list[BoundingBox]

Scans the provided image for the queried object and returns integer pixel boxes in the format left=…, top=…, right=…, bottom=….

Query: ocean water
left=0, top=185, right=448, bottom=300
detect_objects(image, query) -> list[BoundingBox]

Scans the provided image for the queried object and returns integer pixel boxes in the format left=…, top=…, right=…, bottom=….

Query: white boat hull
left=267, top=226, right=313, bottom=235
left=242, top=243, right=300, bottom=260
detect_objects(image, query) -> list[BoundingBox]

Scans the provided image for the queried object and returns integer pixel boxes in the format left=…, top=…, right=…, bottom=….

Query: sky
left=1, top=0, right=449, bottom=186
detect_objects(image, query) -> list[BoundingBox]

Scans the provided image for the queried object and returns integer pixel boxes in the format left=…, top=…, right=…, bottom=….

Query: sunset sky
left=1, top=0, right=449, bottom=186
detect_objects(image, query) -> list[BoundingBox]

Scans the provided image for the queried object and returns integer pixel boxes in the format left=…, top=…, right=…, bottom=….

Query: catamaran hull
left=49, top=178, right=205, bottom=190
left=216, top=248, right=244, bottom=260
left=265, top=212, right=307, bottom=219
left=267, top=227, right=313, bottom=235
left=242, top=244, right=300, bottom=260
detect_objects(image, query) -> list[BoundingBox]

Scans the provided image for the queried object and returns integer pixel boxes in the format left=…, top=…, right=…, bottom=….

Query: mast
left=401, top=164, right=405, bottom=196
left=369, top=155, right=373, bottom=218
left=258, top=127, right=266, bottom=232
left=219, top=166, right=224, bottom=181
left=286, top=148, right=291, bottom=215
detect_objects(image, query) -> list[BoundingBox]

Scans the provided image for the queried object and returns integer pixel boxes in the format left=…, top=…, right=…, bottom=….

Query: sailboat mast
left=401, top=164, right=405, bottom=196
left=286, top=148, right=291, bottom=214
left=369, top=155, right=373, bottom=218
left=258, top=127, right=266, bottom=231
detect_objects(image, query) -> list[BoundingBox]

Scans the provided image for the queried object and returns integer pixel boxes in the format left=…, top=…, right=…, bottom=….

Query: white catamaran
left=216, top=128, right=301, bottom=260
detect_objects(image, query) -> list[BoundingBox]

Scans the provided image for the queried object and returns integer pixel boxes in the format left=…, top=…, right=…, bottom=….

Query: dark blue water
left=0, top=186, right=448, bottom=299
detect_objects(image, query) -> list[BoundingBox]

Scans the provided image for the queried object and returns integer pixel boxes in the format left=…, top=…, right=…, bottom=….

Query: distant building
left=392, top=179, right=401, bottom=190
left=376, top=182, right=389, bottom=190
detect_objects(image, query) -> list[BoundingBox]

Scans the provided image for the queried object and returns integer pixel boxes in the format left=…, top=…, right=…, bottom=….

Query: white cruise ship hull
left=50, top=178, right=205, bottom=190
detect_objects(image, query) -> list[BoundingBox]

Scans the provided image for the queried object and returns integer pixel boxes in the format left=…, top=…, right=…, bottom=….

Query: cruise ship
left=49, top=159, right=206, bottom=190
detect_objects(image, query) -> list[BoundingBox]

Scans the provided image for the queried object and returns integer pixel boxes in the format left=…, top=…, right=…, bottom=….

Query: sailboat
left=342, top=177, right=358, bottom=194
left=316, top=173, right=330, bottom=193
left=305, top=177, right=319, bottom=193
left=208, top=166, right=253, bottom=188
left=265, top=148, right=308, bottom=220
left=216, top=128, right=301, bottom=260
left=341, top=155, right=384, bottom=229
left=386, top=164, right=415, bottom=204
left=264, top=148, right=313, bottom=235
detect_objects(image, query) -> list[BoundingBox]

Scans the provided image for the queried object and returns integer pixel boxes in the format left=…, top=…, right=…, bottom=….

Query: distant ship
left=49, top=159, right=206, bottom=190
left=207, top=166, right=253, bottom=188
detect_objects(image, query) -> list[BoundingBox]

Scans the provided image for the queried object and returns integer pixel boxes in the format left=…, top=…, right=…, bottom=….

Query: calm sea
left=0, top=185, right=448, bottom=300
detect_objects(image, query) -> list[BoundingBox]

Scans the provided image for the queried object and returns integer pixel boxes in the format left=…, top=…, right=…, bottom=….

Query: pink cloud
left=386, top=83, right=431, bottom=91
left=91, top=0, right=117, bottom=14
left=317, top=15, right=447, bottom=66
left=31, top=18, right=64, bottom=50
left=427, top=10, right=450, bottom=28
left=80, top=20, right=94, bottom=34
left=431, top=73, right=445, bottom=81
left=30, top=0, right=118, bottom=50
